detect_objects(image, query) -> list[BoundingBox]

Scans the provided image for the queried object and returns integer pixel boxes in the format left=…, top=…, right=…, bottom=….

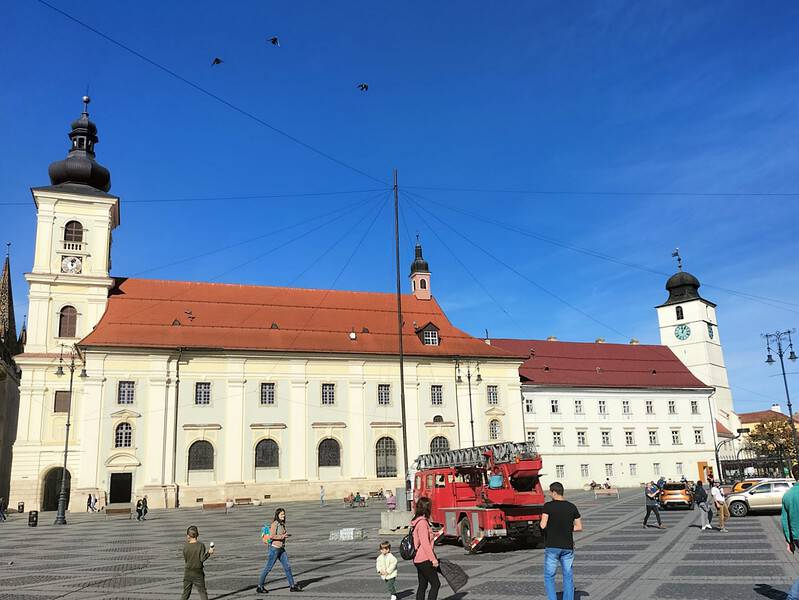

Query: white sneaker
left=390, top=595, right=397, bottom=600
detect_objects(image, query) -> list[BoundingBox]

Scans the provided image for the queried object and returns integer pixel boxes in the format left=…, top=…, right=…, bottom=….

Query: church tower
left=409, top=239, right=431, bottom=300
left=656, top=253, right=734, bottom=420
left=25, top=96, right=120, bottom=354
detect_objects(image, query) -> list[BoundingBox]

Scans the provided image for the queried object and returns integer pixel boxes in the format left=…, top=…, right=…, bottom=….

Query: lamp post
left=715, top=427, right=750, bottom=483
left=763, top=329, right=798, bottom=466
left=54, top=345, right=87, bottom=525
left=456, top=360, right=481, bottom=447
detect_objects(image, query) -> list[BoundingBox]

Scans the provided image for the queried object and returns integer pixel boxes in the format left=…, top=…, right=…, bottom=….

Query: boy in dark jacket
left=182, top=525, right=214, bottom=599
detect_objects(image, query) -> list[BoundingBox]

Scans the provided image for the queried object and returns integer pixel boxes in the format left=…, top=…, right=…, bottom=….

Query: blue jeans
left=544, top=547, right=574, bottom=600
left=788, top=576, right=799, bottom=600
left=258, top=546, right=295, bottom=588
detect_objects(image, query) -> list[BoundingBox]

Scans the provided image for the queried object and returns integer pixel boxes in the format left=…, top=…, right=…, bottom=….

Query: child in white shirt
left=375, top=541, right=398, bottom=600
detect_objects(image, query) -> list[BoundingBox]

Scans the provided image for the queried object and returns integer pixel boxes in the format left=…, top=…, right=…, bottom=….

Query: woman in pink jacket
left=411, top=497, right=440, bottom=600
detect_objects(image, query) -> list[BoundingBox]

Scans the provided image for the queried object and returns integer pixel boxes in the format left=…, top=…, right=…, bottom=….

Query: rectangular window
left=431, top=385, right=443, bottom=406
left=694, top=429, right=704, bottom=445
left=601, top=431, right=611, bottom=446
left=691, top=400, right=699, bottom=415
left=653, top=462, right=661, bottom=476
left=646, top=400, right=654, bottom=415
left=574, top=399, right=583, bottom=414
left=260, top=382, right=276, bottom=406
left=622, top=400, right=630, bottom=415
left=580, top=464, right=590, bottom=478
left=648, top=430, right=658, bottom=446
left=555, top=465, right=565, bottom=478
left=54, top=390, right=71, bottom=413
left=524, top=397, right=535, bottom=414
left=605, top=463, right=613, bottom=477
left=598, top=399, right=607, bottom=415
left=625, top=430, right=635, bottom=446
left=526, top=430, right=537, bottom=444
left=377, top=384, right=391, bottom=406
left=195, top=382, right=211, bottom=405
left=550, top=399, right=559, bottom=414
left=423, top=330, right=439, bottom=346
left=668, top=400, right=676, bottom=414
left=676, top=462, right=684, bottom=475
left=487, top=385, right=499, bottom=405
left=671, top=429, right=681, bottom=445
left=629, top=463, right=637, bottom=476
left=577, top=431, right=587, bottom=447
left=553, top=431, right=563, bottom=446
left=117, top=381, right=135, bottom=405
left=322, top=383, right=336, bottom=405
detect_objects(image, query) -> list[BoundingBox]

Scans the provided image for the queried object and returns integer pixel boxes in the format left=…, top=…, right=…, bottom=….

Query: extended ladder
left=414, top=441, right=538, bottom=471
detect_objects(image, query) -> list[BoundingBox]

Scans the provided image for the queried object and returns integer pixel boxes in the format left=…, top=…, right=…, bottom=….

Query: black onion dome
left=662, top=270, right=701, bottom=305
left=410, top=243, right=429, bottom=274
left=48, top=96, right=111, bottom=192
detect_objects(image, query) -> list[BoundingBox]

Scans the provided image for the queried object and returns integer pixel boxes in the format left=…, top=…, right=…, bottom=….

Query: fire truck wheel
left=459, top=519, right=474, bottom=553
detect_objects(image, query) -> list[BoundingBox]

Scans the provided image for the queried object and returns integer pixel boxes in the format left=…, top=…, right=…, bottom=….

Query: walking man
left=694, top=480, right=712, bottom=530
left=711, top=481, right=729, bottom=532
left=781, top=472, right=799, bottom=599
left=540, top=481, right=582, bottom=600
left=643, top=481, right=665, bottom=529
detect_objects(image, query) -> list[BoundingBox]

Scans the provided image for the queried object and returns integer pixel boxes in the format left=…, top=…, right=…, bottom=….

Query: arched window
left=318, top=438, right=341, bottom=467
left=420, top=279, right=427, bottom=289
left=430, top=436, right=449, bottom=453
left=64, top=221, right=83, bottom=243
left=255, top=439, right=279, bottom=468
left=489, top=419, right=502, bottom=441
left=675, top=306, right=684, bottom=320
left=188, top=440, right=214, bottom=471
left=58, top=306, right=77, bottom=338
left=114, top=422, right=132, bottom=448
left=376, top=437, right=397, bottom=478
left=432, top=415, right=444, bottom=423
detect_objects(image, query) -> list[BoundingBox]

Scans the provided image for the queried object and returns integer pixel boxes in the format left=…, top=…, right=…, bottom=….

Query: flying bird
left=357, top=83, right=369, bottom=92
left=211, top=57, right=223, bottom=66
left=268, top=36, right=280, bottom=47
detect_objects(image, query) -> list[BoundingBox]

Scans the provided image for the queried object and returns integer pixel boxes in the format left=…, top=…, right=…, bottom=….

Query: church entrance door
left=109, top=473, right=133, bottom=504
left=42, top=467, right=70, bottom=511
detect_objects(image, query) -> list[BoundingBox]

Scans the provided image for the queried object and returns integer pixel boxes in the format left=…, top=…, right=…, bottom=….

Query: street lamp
left=53, top=344, right=87, bottom=525
left=715, top=427, right=750, bottom=482
left=456, top=360, right=480, bottom=447
left=763, top=329, right=798, bottom=465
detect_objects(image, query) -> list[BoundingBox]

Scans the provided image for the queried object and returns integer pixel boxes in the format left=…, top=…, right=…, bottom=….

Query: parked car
left=659, top=482, right=694, bottom=509
left=726, top=479, right=796, bottom=517
left=731, top=478, right=768, bottom=493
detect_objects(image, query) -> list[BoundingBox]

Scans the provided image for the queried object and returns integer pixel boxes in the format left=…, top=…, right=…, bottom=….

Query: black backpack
left=399, top=525, right=416, bottom=560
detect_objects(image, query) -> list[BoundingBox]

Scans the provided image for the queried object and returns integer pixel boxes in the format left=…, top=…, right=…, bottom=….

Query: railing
left=62, top=241, right=83, bottom=252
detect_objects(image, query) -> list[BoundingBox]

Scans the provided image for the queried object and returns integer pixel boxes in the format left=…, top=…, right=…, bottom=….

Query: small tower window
left=64, top=221, right=84, bottom=243
left=675, top=306, right=684, bottom=320
left=58, top=306, right=77, bottom=338
left=420, top=279, right=427, bottom=289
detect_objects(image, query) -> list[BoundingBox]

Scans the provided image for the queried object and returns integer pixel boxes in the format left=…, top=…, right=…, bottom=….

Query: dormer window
left=423, top=330, right=439, bottom=346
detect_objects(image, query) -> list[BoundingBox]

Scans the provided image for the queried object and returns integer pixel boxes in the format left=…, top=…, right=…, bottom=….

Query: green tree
left=745, top=417, right=797, bottom=456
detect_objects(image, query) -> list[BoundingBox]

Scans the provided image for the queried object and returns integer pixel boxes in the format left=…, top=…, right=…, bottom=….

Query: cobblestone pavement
left=0, top=489, right=797, bottom=599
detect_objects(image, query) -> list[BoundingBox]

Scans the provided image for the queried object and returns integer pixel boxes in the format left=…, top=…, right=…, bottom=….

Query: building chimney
left=595, top=338, right=606, bottom=344
left=629, top=338, right=640, bottom=345
left=547, top=336, right=557, bottom=341
left=771, top=403, right=783, bottom=414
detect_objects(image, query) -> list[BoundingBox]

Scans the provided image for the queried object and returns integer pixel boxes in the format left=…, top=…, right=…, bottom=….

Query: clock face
left=61, top=256, right=82, bottom=274
left=707, top=323, right=714, bottom=339
left=674, top=324, right=691, bottom=340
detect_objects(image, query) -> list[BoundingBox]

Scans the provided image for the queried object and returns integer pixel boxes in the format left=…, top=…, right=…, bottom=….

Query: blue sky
left=2, top=1, right=798, bottom=413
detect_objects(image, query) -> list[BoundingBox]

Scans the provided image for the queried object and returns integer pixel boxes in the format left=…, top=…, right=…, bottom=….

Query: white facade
left=521, top=386, right=717, bottom=489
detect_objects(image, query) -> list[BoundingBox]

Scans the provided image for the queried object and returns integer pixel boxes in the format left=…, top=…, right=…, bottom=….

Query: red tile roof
left=716, top=420, right=734, bottom=437
left=738, top=409, right=790, bottom=423
left=79, top=278, right=523, bottom=359
left=489, top=338, right=709, bottom=389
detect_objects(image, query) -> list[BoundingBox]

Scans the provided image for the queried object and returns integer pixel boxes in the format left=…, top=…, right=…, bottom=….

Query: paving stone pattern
left=0, top=490, right=796, bottom=599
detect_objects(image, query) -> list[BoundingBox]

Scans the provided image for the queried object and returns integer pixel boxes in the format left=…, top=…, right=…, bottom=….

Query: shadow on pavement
left=753, top=583, right=787, bottom=599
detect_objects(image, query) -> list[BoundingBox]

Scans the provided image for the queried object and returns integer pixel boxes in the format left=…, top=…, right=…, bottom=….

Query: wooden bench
left=202, top=502, right=228, bottom=514
left=368, top=491, right=383, bottom=499
left=105, top=507, right=132, bottom=520
left=233, top=497, right=253, bottom=506
left=594, top=487, right=620, bottom=499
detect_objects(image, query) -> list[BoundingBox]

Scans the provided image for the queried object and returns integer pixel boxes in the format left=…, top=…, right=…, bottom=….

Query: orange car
left=659, top=482, right=694, bottom=509
left=732, top=479, right=767, bottom=493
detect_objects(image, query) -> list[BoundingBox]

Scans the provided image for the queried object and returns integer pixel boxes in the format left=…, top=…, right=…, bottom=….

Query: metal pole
left=453, top=359, right=462, bottom=448
left=393, top=169, right=411, bottom=511
left=172, top=348, right=183, bottom=508
left=777, top=338, right=799, bottom=466
left=467, top=366, right=475, bottom=446
left=54, top=353, right=74, bottom=525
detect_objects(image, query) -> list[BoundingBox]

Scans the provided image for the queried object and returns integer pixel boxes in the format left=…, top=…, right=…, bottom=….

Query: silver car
left=726, top=479, right=796, bottom=517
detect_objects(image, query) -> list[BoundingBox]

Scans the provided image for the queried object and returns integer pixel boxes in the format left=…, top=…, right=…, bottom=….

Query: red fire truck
left=411, top=441, right=545, bottom=553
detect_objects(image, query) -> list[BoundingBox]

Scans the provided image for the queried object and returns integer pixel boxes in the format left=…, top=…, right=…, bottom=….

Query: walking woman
left=694, top=480, right=712, bottom=531
left=256, top=508, right=302, bottom=593
left=411, top=497, right=440, bottom=600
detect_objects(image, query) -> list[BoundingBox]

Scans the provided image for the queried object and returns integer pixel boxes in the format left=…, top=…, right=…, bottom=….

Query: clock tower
left=656, top=258, right=734, bottom=420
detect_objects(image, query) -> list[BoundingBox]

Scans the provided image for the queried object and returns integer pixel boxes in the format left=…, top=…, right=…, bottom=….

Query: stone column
left=225, top=372, right=247, bottom=485
left=348, top=379, right=366, bottom=479
left=289, top=376, right=308, bottom=482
